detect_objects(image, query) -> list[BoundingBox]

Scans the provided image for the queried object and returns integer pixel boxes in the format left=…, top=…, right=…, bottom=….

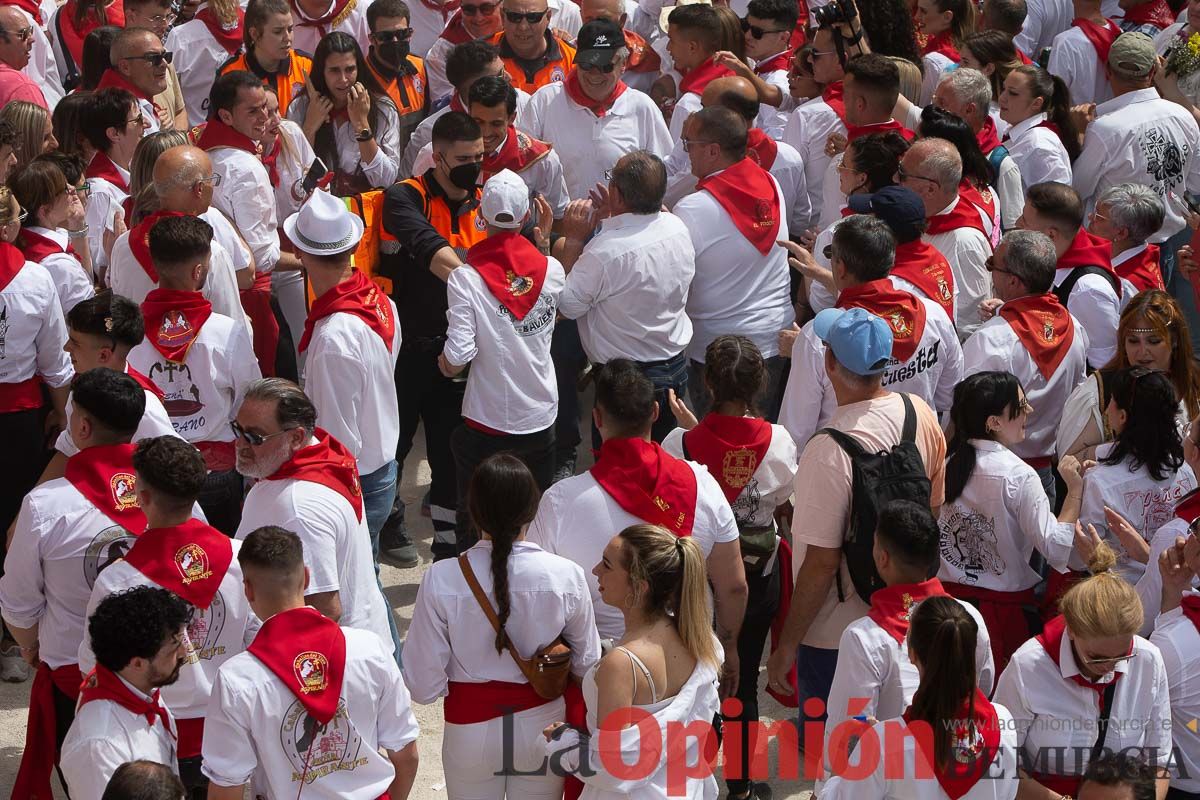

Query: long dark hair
left=962, top=30, right=1022, bottom=102
left=945, top=371, right=1022, bottom=504
left=856, top=0, right=921, bottom=68
left=1014, top=65, right=1081, bottom=162
left=918, top=105, right=992, bottom=190
left=847, top=131, right=910, bottom=194
left=907, top=596, right=980, bottom=769
left=1101, top=367, right=1185, bottom=482
left=308, top=32, right=392, bottom=174
left=467, top=453, right=541, bottom=654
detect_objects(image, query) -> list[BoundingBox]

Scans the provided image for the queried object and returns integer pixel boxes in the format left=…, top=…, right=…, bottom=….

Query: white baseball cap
left=283, top=188, right=364, bottom=256
left=480, top=169, right=529, bottom=230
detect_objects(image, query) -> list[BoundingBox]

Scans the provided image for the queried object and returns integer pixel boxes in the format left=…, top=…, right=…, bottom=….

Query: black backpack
left=815, top=393, right=932, bottom=604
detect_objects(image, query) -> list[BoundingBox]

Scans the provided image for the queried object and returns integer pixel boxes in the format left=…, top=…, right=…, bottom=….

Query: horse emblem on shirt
left=886, top=308, right=913, bottom=338
left=294, top=651, right=329, bottom=694
left=506, top=269, right=534, bottom=297
left=157, top=310, right=194, bottom=346
left=722, top=448, right=758, bottom=490
left=175, top=543, right=214, bottom=585
left=110, top=473, right=139, bottom=512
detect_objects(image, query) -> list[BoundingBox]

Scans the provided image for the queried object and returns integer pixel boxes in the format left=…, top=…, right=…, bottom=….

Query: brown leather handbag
left=458, top=554, right=573, bottom=700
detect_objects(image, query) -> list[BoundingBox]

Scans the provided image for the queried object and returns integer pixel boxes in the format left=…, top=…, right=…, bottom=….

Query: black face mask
left=446, top=161, right=482, bottom=190
left=378, top=40, right=409, bottom=66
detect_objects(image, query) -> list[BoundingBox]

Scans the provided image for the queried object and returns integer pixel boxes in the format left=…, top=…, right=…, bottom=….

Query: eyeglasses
left=126, top=115, right=149, bottom=129
left=811, top=48, right=838, bottom=58
left=1, top=26, right=34, bottom=42
left=503, top=8, right=549, bottom=24
left=230, top=420, right=297, bottom=446
left=144, top=11, right=177, bottom=24
left=122, top=51, right=174, bottom=67
left=681, top=137, right=714, bottom=152
left=741, top=19, right=788, bottom=39
left=836, top=162, right=859, bottom=173
left=1082, top=651, right=1137, bottom=667
left=77, top=180, right=91, bottom=197
left=897, top=165, right=940, bottom=186
left=373, top=28, right=414, bottom=42
left=197, top=172, right=222, bottom=187
left=579, top=60, right=617, bottom=73
left=461, top=2, right=499, bottom=15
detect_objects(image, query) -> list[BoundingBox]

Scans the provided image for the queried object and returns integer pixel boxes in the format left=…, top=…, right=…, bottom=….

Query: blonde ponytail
left=1059, top=540, right=1143, bottom=639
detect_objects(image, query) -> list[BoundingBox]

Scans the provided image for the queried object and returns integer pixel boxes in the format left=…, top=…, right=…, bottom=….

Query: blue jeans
left=688, top=355, right=789, bottom=423
left=795, top=645, right=839, bottom=754
left=361, top=459, right=403, bottom=666
left=589, top=353, right=689, bottom=450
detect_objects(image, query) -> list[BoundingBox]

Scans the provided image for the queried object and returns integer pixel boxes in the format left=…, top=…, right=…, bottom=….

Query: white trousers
left=442, top=698, right=565, bottom=800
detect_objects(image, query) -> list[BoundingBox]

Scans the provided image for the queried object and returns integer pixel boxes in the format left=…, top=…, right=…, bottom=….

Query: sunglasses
left=374, top=28, right=414, bottom=42
left=123, top=51, right=174, bottom=66
left=1, top=25, right=34, bottom=42
left=461, top=2, right=498, bottom=14
left=503, top=8, right=549, bottom=24
left=230, top=420, right=296, bottom=446
left=578, top=60, right=617, bottom=73
left=741, top=19, right=788, bottom=39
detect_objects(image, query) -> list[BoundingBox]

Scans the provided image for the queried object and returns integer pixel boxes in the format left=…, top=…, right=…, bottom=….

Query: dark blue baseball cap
left=847, top=185, right=925, bottom=243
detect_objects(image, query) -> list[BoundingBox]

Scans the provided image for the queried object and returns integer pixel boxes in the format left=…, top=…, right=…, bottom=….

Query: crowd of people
left=4, top=0, right=1200, bottom=796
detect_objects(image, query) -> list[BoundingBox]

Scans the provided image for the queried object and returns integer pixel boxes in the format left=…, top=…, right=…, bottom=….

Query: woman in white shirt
left=402, top=454, right=601, bottom=800
left=960, top=30, right=1024, bottom=110
left=542, top=524, right=723, bottom=800
left=915, top=0, right=975, bottom=105
left=938, top=371, right=1084, bottom=672
left=822, top=596, right=1018, bottom=800
left=997, top=65, right=1079, bottom=189
left=993, top=542, right=1172, bottom=799
left=1079, top=367, right=1196, bottom=584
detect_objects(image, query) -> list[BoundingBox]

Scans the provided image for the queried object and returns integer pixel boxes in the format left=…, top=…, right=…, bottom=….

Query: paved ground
left=0, top=417, right=814, bottom=798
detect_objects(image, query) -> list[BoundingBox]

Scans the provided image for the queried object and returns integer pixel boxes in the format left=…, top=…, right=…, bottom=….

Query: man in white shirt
left=440, top=169, right=564, bottom=548
left=1011, top=0, right=1070, bottom=59
left=675, top=106, right=793, bottom=420
left=663, top=3, right=734, bottom=145
left=1047, top=0, right=1120, bottom=105
left=898, top=137, right=993, bottom=338
left=285, top=0, right=371, bottom=56
left=97, top=28, right=171, bottom=133
left=1017, top=181, right=1122, bottom=368
left=741, top=0, right=796, bottom=138
left=203, top=526, right=420, bottom=799
left=1088, top=183, right=1168, bottom=297
left=127, top=215, right=262, bottom=534
left=1151, top=537, right=1200, bottom=800
left=424, top=0, right=504, bottom=102
left=556, top=150, right=695, bottom=445
left=578, top=0, right=662, bottom=94
left=167, top=2, right=246, bottom=126
left=81, top=88, right=145, bottom=275
left=61, top=586, right=190, bottom=800
left=232, top=379, right=397, bottom=657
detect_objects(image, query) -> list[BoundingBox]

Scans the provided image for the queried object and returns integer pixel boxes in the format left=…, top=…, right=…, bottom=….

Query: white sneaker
left=0, top=646, right=30, bottom=683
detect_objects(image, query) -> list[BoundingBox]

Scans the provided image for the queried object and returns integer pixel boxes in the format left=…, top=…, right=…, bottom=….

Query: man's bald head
left=580, top=0, right=625, bottom=24
left=153, top=146, right=214, bottom=212
left=701, top=75, right=760, bottom=123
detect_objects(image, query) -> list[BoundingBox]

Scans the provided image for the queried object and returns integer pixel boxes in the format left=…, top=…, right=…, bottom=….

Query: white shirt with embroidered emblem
left=1073, top=88, right=1200, bottom=242
left=24, top=225, right=94, bottom=317
left=402, top=540, right=602, bottom=701
left=56, top=374, right=180, bottom=458
left=557, top=210, right=694, bottom=364
left=202, top=624, right=419, bottom=799
left=77, top=539, right=261, bottom=721
left=820, top=704, right=1018, bottom=800
left=0, top=259, right=73, bottom=391
left=527, top=459, right=739, bottom=641
left=1079, top=441, right=1196, bottom=584
left=937, top=440, right=1079, bottom=591
left=270, top=120, right=317, bottom=223
left=673, top=169, right=794, bottom=361
left=782, top=94, right=845, bottom=232
left=83, top=164, right=129, bottom=272
left=961, top=307, right=1089, bottom=461
left=779, top=287, right=963, bottom=448
left=993, top=631, right=1172, bottom=780
left=208, top=146, right=281, bottom=272
left=1054, top=266, right=1120, bottom=369
left=1047, top=25, right=1114, bottom=107
left=235, top=468, right=393, bottom=647
left=167, top=11, right=238, bottom=125
left=302, top=293, right=401, bottom=475
left=127, top=310, right=261, bottom=446
left=1015, top=0, right=1074, bottom=56
left=444, top=253, right=565, bottom=434
left=286, top=94, right=402, bottom=189
left=1151, top=598, right=1200, bottom=793
left=1002, top=113, right=1073, bottom=191
left=752, top=61, right=791, bottom=139
left=401, top=91, right=533, bottom=178
left=60, top=673, right=179, bottom=800
left=925, top=195, right=993, bottom=338
left=287, top=0, right=370, bottom=57
left=523, top=80, right=672, bottom=200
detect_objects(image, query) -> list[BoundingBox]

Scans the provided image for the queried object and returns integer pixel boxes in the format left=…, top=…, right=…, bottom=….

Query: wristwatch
left=355, top=127, right=374, bottom=142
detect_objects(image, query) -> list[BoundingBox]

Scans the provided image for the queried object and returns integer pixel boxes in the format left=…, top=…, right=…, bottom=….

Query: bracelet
left=67, top=225, right=89, bottom=237
left=844, top=27, right=864, bottom=45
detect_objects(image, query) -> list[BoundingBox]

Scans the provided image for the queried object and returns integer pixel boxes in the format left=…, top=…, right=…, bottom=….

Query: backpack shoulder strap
left=986, top=145, right=1009, bottom=183
left=815, top=426, right=867, bottom=459
left=900, top=393, right=918, bottom=443
left=1056, top=265, right=1120, bottom=306
left=458, top=554, right=536, bottom=682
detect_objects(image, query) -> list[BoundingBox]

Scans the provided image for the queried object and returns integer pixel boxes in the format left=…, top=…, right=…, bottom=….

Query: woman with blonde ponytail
left=994, top=541, right=1172, bottom=800
left=168, top=0, right=249, bottom=125
left=542, top=524, right=723, bottom=799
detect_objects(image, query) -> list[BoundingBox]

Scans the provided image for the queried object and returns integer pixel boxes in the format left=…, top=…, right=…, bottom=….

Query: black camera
left=811, top=0, right=857, bottom=28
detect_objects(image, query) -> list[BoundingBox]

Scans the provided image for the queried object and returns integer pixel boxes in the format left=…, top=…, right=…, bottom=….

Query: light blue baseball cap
left=813, top=306, right=893, bottom=376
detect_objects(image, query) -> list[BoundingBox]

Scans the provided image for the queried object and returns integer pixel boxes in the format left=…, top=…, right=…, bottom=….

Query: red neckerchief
left=696, top=157, right=781, bottom=255
left=1114, top=244, right=1164, bottom=293
left=563, top=68, right=628, bottom=118
left=484, top=127, right=552, bottom=179
left=16, top=228, right=78, bottom=263
left=998, top=293, right=1075, bottom=380
left=1123, top=0, right=1175, bottom=27
left=590, top=437, right=698, bottom=537
left=960, top=180, right=997, bottom=226
left=0, top=242, right=25, bottom=293
left=845, top=118, right=914, bottom=145
left=438, top=10, right=474, bottom=44
left=1037, top=614, right=1127, bottom=710
left=126, top=364, right=165, bottom=400
left=746, top=128, right=778, bottom=170
left=418, top=0, right=459, bottom=20
left=924, top=193, right=989, bottom=238
left=1181, top=594, right=1200, bottom=637
left=59, top=0, right=124, bottom=68
left=96, top=68, right=159, bottom=112
left=64, top=443, right=147, bottom=532
left=128, top=211, right=187, bottom=283
left=976, top=116, right=1002, bottom=154
left=1016, top=47, right=1033, bottom=65
left=10, top=0, right=42, bottom=25
left=465, top=232, right=549, bottom=320
left=196, top=6, right=244, bottom=54
left=1072, top=17, right=1120, bottom=63
left=867, top=577, right=948, bottom=643
left=623, top=29, right=661, bottom=73
left=893, top=239, right=955, bottom=319
left=1177, top=488, right=1200, bottom=524
left=449, top=92, right=467, bottom=113
left=123, top=519, right=233, bottom=609
left=248, top=606, right=346, bottom=725
left=837, top=279, right=927, bottom=361
left=1058, top=228, right=1121, bottom=297
left=822, top=81, right=846, bottom=122
left=299, top=270, right=395, bottom=353
left=681, top=414, right=772, bottom=504
left=141, top=289, right=214, bottom=364
left=260, top=135, right=282, bottom=187
left=902, top=688, right=1001, bottom=800
left=922, top=31, right=961, bottom=61
left=196, top=118, right=262, bottom=159
left=678, top=55, right=735, bottom=97
left=754, top=49, right=792, bottom=75
left=79, top=664, right=173, bottom=734
left=266, top=429, right=364, bottom=521
left=289, top=0, right=356, bottom=36
left=85, top=152, right=130, bottom=194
